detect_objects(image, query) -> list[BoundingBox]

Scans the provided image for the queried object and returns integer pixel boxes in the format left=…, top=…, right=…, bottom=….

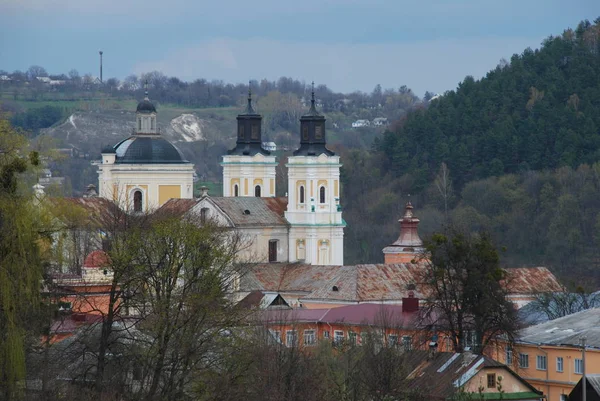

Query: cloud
left=133, top=36, right=545, bottom=95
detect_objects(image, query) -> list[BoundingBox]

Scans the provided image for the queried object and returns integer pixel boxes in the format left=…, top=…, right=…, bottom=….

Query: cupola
left=382, top=201, right=424, bottom=264
left=135, top=81, right=158, bottom=135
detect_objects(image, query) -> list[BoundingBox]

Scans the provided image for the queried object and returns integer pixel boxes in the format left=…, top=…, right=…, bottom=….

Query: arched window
left=255, top=185, right=261, bottom=197
left=299, top=186, right=305, bottom=204
left=150, top=117, right=155, bottom=131
left=133, top=190, right=143, bottom=212
left=137, top=118, right=142, bottom=131
left=319, top=186, right=326, bottom=204
left=234, top=184, right=239, bottom=197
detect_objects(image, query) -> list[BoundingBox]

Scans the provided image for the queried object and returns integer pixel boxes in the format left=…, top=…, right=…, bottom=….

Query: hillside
left=341, top=19, right=600, bottom=285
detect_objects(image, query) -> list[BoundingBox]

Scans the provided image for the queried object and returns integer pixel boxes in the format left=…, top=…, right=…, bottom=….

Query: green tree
left=0, top=119, right=43, bottom=400
left=419, top=228, right=518, bottom=354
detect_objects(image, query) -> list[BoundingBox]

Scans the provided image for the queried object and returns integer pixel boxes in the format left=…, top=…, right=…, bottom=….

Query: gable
left=190, top=198, right=235, bottom=227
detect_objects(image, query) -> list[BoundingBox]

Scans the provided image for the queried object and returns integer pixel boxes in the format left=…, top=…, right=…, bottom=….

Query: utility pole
left=581, top=336, right=587, bottom=401
left=99, top=50, right=103, bottom=83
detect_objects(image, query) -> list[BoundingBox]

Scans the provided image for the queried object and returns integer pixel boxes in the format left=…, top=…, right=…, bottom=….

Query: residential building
left=495, top=307, right=600, bottom=401
left=372, top=117, right=388, bottom=126
left=352, top=119, right=370, bottom=128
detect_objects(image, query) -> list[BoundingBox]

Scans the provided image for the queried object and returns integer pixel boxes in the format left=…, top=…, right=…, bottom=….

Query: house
left=494, top=307, right=600, bottom=401
left=36, top=76, right=51, bottom=83
left=352, top=119, right=370, bottom=128
left=0, top=75, right=11, bottom=81
left=261, top=141, right=277, bottom=151
left=372, top=117, right=388, bottom=126
left=569, top=374, right=600, bottom=401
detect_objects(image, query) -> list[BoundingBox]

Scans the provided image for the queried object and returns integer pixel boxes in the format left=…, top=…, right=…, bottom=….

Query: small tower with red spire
left=382, top=201, right=424, bottom=264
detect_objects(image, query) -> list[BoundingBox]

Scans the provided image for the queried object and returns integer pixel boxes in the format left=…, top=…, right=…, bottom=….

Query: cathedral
left=97, top=86, right=345, bottom=265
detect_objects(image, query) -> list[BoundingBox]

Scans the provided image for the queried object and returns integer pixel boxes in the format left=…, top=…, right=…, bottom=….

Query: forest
left=340, top=18, right=600, bottom=285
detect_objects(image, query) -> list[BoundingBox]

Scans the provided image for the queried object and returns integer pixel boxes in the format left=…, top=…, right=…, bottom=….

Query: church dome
left=113, top=136, right=189, bottom=164
left=136, top=98, right=156, bottom=114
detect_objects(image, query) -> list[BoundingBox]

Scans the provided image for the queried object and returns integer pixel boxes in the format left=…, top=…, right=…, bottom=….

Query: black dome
left=101, top=145, right=116, bottom=154
left=136, top=99, right=156, bottom=114
left=113, top=136, right=189, bottom=164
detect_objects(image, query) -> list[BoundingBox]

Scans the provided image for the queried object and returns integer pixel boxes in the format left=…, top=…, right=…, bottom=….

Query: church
left=97, top=86, right=345, bottom=265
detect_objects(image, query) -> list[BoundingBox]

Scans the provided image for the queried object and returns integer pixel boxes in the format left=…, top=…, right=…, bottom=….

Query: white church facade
left=96, top=86, right=345, bottom=266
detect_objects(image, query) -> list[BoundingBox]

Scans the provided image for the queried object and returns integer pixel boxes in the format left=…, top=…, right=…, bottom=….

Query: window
left=402, top=336, right=412, bottom=351
left=286, top=330, right=297, bottom=347
left=151, top=117, right=155, bottom=130
left=133, top=190, right=143, bottom=212
left=299, top=185, right=305, bottom=204
left=360, top=332, right=366, bottom=345
left=269, top=330, right=281, bottom=344
left=560, top=395, right=568, bottom=401
left=536, top=355, right=547, bottom=371
left=519, top=353, right=529, bottom=369
left=304, top=330, right=316, bottom=346
left=323, top=331, right=330, bottom=340
left=238, top=125, right=244, bottom=138
left=505, top=348, right=513, bottom=365
left=575, top=358, right=583, bottom=374
left=138, top=117, right=141, bottom=130
left=255, top=185, right=261, bottom=197
left=462, top=330, right=477, bottom=350
left=388, top=334, right=398, bottom=347
left=315, top=125, right=323, bottom=139
left=487, top=373, right=496, bottom=388
left=200, top=207, right=209, bottom=224
left=319, top=186, right=326, bottom=204
left=556, top=357, right=564, bottom=372
left=251, top=124, right=259, bottom=139
left=234, top=184, right=239, bottom=197
left=302, top=126, right=309, bottom=140
left=349, top=331, right=357, bottom=346
left=268, top=240, right=278, bottom=263
left=334, top=330, right=344, bottom=344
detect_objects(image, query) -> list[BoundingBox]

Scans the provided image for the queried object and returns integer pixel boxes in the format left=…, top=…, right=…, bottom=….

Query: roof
left=136, top=98, right=156, bottom=114
left=518, top=291, right=600, bottom=326
left=243, top=263, right=563, bottom=303
left=113, top=136, right=189, bottom=164
left=257, top=303, right=419, bottom=327
left=516, top=307, right=600, bottom=348
left=159, top=196, right=289, bottom=227
left=243, top=263, right=428, bottom=302
left=569, top=374, right=600, bottom=400
left=83, top=250, right=110, bottom=269
left=503, top=267, right=563, bottom=294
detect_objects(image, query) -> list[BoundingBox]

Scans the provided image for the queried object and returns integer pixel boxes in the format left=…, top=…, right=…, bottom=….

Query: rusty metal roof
left=503, top=266, right=563, bottom=294
left=243, top=263, right=563, bottom=303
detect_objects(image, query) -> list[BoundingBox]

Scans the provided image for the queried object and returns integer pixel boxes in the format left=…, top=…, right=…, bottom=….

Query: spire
left=227, top=79, right=268, bottom=156
left=382, top=200, right=423, bottom=263
left=243, top=80, right=257, bottom=115
left=294, top=81, right=333, bottom=156
left=144, top=79, right=149, bottom=99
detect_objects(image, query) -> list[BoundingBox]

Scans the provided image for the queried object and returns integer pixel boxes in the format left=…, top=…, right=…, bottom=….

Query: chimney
left=402, top=290, right=419, bottom=313
left=199, top=186, right=209, bottom=198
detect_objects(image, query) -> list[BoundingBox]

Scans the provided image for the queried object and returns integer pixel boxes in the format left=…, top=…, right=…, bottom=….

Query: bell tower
left=382, top=201, right=424, bottom=264
left=221, top=84, right=276, bottom=197
left=285, top=83, right=344, bottom=265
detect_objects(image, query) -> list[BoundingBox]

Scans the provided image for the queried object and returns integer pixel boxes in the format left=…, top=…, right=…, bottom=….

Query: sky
left=0, top=0, right=598, bottom=96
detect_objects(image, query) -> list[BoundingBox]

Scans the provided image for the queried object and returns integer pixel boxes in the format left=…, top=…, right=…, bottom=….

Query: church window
left=234, top=184, right=239, bottom=197
left=200, top=207, right=209, bottom=224
left=251, top=124, right=259, bottom=139
left=299, top=185, right=305, bottom=204
left=315, top=125, right=323, bottom=139
left=269, top=240, right=278, bottom=262
left=133, top=190, right=143, bottom=212
left=255, top=185, right=261, bottom=197
left=319, top=186, right=326, bottom=204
